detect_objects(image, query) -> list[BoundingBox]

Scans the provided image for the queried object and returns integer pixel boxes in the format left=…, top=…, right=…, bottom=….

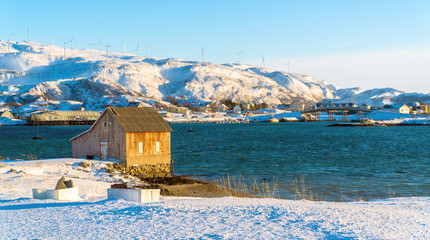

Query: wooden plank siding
left=72, top=110, right=126, bottom=162
left=126, top=132, right=171, bottom=166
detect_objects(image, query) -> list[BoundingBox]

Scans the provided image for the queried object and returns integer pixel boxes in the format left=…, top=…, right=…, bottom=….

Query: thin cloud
left=267, top=49, right=430, bottom=93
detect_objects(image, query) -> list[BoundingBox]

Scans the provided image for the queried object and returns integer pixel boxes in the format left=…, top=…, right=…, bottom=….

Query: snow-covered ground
left=1, top=158, right=429, bottom=239
left=0, top=117, right=26, bottom=126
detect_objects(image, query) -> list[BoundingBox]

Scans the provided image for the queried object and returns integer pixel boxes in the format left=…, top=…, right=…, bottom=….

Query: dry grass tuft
left=26, top=153, right=38, bottom=160
left=291, top=176, right=322, bottom=201
left=215, top=174, right=280, bottom=199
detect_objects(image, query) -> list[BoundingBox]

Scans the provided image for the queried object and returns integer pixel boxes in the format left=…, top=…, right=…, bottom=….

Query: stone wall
left=106, top=162, right=171, bottom=178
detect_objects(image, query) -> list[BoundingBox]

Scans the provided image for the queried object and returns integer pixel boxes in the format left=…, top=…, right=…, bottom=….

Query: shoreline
left=328, top=122, right=430, bottom=127
left=0, top=158, right=425, bottom=202
left=2, top=120, right=430, bottom=126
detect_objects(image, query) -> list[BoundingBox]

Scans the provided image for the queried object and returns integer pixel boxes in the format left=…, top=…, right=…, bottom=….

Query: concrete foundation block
left=107, top=188, right=160, bottom=203
left=32, top=187, right=80, bottom=201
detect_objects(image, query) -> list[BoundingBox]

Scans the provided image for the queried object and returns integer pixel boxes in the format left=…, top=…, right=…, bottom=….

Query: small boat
left=33, top=122, right=44, bottom=139
left=188, top=120, right=196, bottom=132
left=268, top=117, right=279, bottom=123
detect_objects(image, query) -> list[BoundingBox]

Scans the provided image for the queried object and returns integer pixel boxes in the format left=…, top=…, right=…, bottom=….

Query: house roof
left=107, top=107, right=173, bottom=132
left=70, top=107, right=172, bottom=141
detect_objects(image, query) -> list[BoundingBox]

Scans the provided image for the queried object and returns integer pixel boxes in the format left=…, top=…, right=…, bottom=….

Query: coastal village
left=1, top=99, right=429, bottom=126
left=1, top=100, right=430, bottom=239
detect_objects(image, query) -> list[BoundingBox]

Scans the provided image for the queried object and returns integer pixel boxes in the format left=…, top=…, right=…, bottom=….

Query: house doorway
left=100, top=141, right=108, bottom=160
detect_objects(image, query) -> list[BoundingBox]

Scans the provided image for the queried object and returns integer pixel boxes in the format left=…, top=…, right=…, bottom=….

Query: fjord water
left=1, top=123, right=429, bottom=201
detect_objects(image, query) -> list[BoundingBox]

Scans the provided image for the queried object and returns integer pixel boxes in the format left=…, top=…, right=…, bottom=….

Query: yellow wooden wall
left=125, top=132, right=171, bottom=167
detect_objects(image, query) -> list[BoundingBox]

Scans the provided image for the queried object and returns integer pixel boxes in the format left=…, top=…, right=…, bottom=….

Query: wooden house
left=170, top=107, right=190, bottom=115
left=70, top=107, right=173, bottom=168
left=384, top=104, right=411, bottom=114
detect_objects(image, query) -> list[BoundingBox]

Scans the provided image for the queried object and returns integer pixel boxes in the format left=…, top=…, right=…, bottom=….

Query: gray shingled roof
left=108, top=107, right=173, bottom=132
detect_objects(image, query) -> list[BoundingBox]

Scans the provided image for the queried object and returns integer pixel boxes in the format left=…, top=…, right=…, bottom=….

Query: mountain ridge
left=0, top=40, right=429, bottom=112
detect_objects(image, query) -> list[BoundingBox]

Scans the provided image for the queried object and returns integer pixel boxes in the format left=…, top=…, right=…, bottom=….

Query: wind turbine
left=201, top=48, right=205, bottom=63
left=50, top=34, right=57, bottom=46
left=146, top=46, right=149, bottom=58
left=69, top=36, right=74, bottom=50
left=64, top=37, right=73, bottom=57
left=261, top=54, right=265, bottom=68
left=235, top=51, right=243, bottom=64
left=105, top=40, right=113, bottom=61
left=132, top=43, right=140, bottom=61
left=123, top=41, right=126, bottom=53
left=64, top=36, right=73, bottom=57
left=63, top=42, right=67, bottom=57
left=27, top=26, right=31, bottom=42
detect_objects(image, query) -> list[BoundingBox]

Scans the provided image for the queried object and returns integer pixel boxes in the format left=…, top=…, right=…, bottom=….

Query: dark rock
left=64, top=180, right=74, bottom=188
left=111, top=183, right=127, bottom=189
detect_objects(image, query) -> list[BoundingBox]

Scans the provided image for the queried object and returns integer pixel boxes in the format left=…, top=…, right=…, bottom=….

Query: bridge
left=301, top=106, right=372, bottom=121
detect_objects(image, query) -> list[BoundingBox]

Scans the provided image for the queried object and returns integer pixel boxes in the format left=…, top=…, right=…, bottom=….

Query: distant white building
left=398, top=104, right=411, bottom=114
left=361, top=104, right=371, bottom=110
left=233, top=105, right=241, bottom=113
left=384, top=104, right=411, bottom=114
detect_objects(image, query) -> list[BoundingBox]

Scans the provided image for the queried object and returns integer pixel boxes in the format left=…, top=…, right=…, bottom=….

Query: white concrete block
left=107, top=188, right=160, bottom=203
left=32, top=187, right=79, bottom=201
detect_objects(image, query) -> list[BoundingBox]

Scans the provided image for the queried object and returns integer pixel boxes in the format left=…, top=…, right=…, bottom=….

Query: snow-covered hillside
left=0, top=40, right=429, bottom=113
left=0, top=40, right=336, bottom=112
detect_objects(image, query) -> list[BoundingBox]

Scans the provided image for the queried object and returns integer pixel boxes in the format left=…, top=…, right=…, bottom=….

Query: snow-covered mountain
left=330, top=88, right=430, bottom=106
left=0, top=40, right=429, bottom=113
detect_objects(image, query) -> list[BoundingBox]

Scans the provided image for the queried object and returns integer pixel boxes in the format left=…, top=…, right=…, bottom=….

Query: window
left=103, top=121, right=111, bottom=132
left=155, top=142, right=160, bottom=153
left=138, top=142, right=143, bottom=153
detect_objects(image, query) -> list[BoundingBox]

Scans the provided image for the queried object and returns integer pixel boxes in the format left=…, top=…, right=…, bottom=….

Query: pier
left=302, top=106, right=372, bottom=121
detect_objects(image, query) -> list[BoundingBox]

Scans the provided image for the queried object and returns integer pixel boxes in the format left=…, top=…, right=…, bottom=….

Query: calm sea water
left=1, top=123, right=429, bottom=201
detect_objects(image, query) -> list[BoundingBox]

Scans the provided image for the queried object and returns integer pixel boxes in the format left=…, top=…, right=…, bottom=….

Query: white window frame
left=138, top=142, right=144, bottom=153
left=103, top=121, right=111, bottom=132
left=155, top=142, right=160, bottom=153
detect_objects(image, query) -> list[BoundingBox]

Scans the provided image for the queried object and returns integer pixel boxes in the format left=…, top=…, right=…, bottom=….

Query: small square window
left=103, top=121, right=111, bottom=132
left=155, top=142, right=160, bottom=153
left=138, top=142, right=144, bottom=153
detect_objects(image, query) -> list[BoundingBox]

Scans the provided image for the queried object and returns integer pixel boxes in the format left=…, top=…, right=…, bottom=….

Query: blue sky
left=1, top=0, right=429, bottom=92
